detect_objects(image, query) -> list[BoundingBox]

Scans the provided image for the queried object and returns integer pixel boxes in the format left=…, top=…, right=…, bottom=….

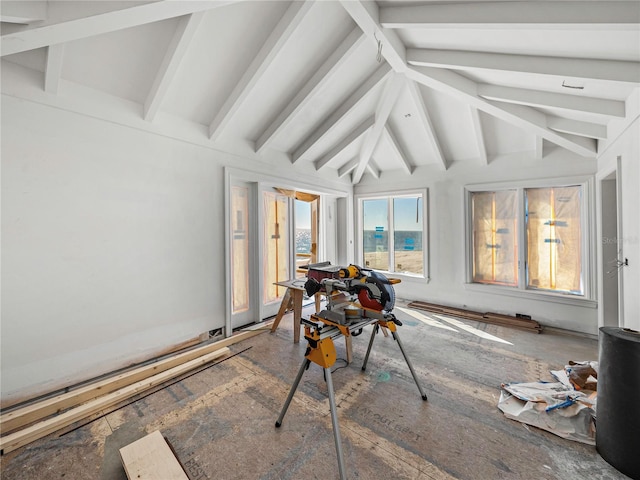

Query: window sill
left=464, top=283, right=597, bottom=308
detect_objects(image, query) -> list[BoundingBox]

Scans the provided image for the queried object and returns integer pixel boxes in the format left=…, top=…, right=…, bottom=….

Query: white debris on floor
left=498, top=361, right=598, bottom=445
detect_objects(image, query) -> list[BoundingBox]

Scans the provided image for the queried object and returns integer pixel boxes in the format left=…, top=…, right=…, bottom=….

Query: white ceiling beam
left=547, top=117, right=607, bottom=139
left=407, top=49, right=640, bottom=84
left=495, top=98, right=598, bottom=152
left=256, top=28, right=366, bottom=154
left=380, top=2, right=640, bottom=29
left=208, top=1, right=313, bottom=141
left=1, top=1, right=242, bottom=57
left=366, top=159, right=381, bottom=179
left=341, top=0, right=598, bottom=159
left=535, top=136, right=545, bottom=160
left=468, top=107, right=488, bottom=165
left=44, top=44, right=64, bottom=94
left=1, top=1, right=47, bottom=24
left=209, top=2, right=314, bottom=141
left=292, top=63, right=392, bottom=163
left=339, top=0, right=407, bottom=73
left=314, top=117, right=374, bottom=171
left=352, top=73, right=405, bottom=183
left=383, top=125, right=413, bottom=175
left=144, top=12, right=204, bottom=122
left=406, top=79, right=447, bottom=170
left=338, top=158, right=359, bottom=178
left=477, top=84, right=626, bottom=118
left=407, top=66, right=597, bottom=157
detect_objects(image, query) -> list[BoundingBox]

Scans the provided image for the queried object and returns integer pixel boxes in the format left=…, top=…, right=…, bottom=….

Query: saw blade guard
left=357, top=270, right=396, bottom=312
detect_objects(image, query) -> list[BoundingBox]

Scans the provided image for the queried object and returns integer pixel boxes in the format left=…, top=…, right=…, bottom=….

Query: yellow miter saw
left=303, top=262, right=401, bottom=327
left=276, top=262, right=428, bottom=480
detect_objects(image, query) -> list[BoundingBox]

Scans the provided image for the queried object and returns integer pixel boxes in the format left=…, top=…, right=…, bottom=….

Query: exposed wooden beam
left=1, top=1, right=242, bottom=57
left=144, top=12, right=204, bottom=122
left=44, top=44, right=64, bottom=94
left=292, top=64, right=391, bottom=163
left=468, top=106, right=488, bottom=165
left=406, top=66, right=597, bottom=157
left=208, top=1, right=313, bottom=141
left=339, top=0, right=407, bottom=73
left=380, top=2, right=640, bottom=29
left=0, top=326, right=269, bottom=434
left=477, top=84, right=626, bottom=118
left=352, top=73, right=405, bottom=183
left=383, top=125, right=413, bottom=175
left=314, top=117, right=374, bottom=171
left=405, top=79, right=447, bottom=170
left=255, top=28, right=366, bottom=154
left=407, top=49, right=640, bottom=84
left=547, top=116, right=607, bottom=139
left=338, top=158, right=358, bottom=178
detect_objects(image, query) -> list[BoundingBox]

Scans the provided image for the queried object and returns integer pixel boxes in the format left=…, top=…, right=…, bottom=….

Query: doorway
left=226, top=173, right=326, bottom=330
left=600, top=171, right=622, bottom=327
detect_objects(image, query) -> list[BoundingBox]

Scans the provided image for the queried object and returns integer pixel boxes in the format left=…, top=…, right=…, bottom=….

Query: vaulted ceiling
left=2, top=0, right=639, bottom=184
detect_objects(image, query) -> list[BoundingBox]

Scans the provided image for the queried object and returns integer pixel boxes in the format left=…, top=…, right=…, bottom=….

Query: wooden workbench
left=269, top=279, right=320, bottom=343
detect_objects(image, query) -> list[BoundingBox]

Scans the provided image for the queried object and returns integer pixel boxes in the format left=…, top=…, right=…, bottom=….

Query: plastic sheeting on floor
left=498, top=361, right=597, bottom=445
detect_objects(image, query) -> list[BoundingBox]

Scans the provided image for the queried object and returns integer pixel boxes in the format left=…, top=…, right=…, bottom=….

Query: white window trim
left=356, top=188, right=429, bottom=281
left=464, top=176, right=596, bottom=304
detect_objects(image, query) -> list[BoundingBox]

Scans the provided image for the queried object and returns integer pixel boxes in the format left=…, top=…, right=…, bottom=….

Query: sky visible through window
left=364, top=197, right=422, bottom=231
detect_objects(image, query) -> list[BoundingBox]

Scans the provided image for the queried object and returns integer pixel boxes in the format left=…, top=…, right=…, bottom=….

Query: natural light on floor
left=397, top=307, right=513, bottom=345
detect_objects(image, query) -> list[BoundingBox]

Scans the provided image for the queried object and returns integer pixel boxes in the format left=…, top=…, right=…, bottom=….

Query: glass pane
left=263, top=192, right=289, bottom=303
left=526, top=186, right=582, bottom=294
left=294, top=199, right=312, bottom=278
left=393, top=196, right=423, bottom=275
left=231, top=186, right=249, bottom=313
left=363, top=198, right=389, bottom=271
left=471, top=190, right=518, bottom=286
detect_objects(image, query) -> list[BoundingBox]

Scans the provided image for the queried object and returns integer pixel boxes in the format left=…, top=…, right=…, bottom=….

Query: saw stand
left=275, top=313, right=428, bottom=480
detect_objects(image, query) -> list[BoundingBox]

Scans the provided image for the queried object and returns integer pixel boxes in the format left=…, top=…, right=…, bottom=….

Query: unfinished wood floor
left=0, top=303, right=628, bottom=480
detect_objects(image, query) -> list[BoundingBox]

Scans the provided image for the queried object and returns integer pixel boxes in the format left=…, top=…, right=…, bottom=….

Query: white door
left=229, top=181, right=257, bottom=329
left=261, top=190, right=292, bottom=318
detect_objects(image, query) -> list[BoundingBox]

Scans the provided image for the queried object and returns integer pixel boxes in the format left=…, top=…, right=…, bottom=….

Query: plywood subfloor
left=0, top=303, right=628, bottom=480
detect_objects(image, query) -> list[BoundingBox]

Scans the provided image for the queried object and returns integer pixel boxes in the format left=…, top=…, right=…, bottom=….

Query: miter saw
left=275, top=262, right=428, bottom=480
left=302, top=262, right=401, bottom=327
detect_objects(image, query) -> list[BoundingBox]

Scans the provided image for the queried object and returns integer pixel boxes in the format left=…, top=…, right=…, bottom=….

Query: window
left=467, top=180, right=591, bottom=298
left=358, top=191, right=427, bottom=276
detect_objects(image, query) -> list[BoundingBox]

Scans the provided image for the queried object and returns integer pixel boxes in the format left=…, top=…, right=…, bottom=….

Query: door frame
left=596, top=156, right=624, bottom=329
left=224, top=167, right=350, bottom=337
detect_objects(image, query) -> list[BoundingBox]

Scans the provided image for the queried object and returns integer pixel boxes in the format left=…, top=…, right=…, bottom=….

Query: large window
left=468, top=181, right=590, bottom=297
left=359, top=191, right=427, bottom=276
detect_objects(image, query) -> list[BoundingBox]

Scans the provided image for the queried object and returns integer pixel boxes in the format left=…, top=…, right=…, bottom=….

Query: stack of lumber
left=406, top=301, right=542, bottom=333
left=0, top=323, right=271, bottom=454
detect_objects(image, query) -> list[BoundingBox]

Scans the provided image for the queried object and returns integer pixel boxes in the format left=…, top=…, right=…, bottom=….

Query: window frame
left=464, top=176, right=596, bottom=306
left=356, top=189, right=429, bottom=280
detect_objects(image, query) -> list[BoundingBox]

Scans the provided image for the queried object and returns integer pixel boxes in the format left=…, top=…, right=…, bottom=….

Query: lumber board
left=407, top=301, right=542, bottom=333
left=0, top=347, right=230, bottom=454
left=120, top=430, right=188, bottom=480
left=1, top=322, right=272, bottom=433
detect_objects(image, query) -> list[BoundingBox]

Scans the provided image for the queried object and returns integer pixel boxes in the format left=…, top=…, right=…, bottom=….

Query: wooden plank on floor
left=0, top=347, right=230, bottom=454
left=120, top=430, right=188, bottom=480
left=1, top=322, right=272, bottom=433
left=407, top=301, right=542, bottom=333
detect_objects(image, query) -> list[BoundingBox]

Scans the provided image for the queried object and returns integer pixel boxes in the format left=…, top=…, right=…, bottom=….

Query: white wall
left=356, top=148, right=600, bottom=335
left=0, top=95, right=350, bottom=403
left=597, top=113, right=640, bottom=332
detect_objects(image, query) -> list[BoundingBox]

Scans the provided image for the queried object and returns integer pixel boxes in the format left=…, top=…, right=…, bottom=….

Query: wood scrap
left=1, top=321, right=272, bottom=434
left=406, top=301, right=542, bottom=333
left=0, top=347, right=230, bottom=454
left=120, top=430, right=188, bottom=480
